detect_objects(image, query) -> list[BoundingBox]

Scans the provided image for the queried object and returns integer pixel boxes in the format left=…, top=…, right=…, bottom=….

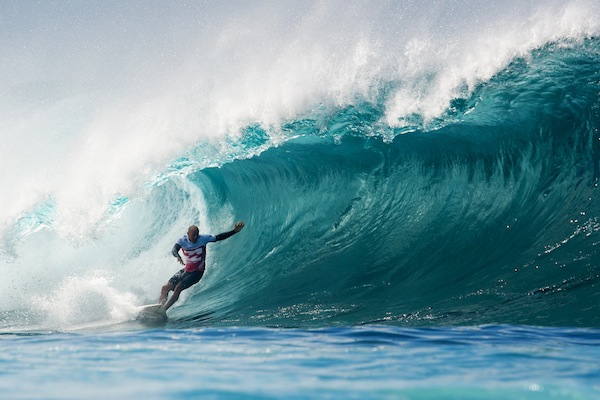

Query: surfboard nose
left=136, top=304, right=168, bottom=325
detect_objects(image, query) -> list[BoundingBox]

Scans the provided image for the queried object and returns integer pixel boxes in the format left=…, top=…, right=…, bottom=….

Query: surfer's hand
left=177, top=256, right=184, bottom=265
left=234, top=221, right=245, bottom=232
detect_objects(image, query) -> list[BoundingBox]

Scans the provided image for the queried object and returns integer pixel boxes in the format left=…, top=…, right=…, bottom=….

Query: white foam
left=30, top=272, right=139, bottom=328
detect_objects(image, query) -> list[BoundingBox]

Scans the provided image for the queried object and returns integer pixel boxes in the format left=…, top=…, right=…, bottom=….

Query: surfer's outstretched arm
left=215, top=221, right=245, bottom=241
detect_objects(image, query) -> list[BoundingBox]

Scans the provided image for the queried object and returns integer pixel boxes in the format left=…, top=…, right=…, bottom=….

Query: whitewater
left=1, top=1, right=599, bottom=398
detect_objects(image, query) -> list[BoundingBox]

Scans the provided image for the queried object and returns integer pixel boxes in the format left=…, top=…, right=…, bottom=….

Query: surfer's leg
left=163, top=283, right=184, bottom=311
left=161, top=269, right=185, bottom=304
left=159, top=282, right=174, bottom=304
left=162, top=269, right=204, bottom=311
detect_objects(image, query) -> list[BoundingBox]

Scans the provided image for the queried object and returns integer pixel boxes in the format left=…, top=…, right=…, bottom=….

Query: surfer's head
left=187, top=225, right=199, bottom=243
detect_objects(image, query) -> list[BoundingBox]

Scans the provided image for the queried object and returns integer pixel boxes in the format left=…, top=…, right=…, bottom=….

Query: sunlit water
left=2, top=325, right=599, bottom=399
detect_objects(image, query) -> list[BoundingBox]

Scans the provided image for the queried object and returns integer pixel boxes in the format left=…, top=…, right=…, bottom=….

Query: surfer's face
left=187, top=226, right=199, bottom=243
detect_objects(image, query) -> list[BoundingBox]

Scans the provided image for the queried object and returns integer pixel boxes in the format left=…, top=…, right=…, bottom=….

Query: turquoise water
left=2, top=325, right=599, bottom=399
left=1, top=1, right=600, bottom=398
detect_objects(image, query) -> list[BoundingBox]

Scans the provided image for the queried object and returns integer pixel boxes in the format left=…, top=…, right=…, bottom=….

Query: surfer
left=160, top=221, right=245, bottom=311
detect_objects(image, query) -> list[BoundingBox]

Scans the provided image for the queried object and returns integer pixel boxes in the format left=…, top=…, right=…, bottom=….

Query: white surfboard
left=135, top=303, right=168, bottom=325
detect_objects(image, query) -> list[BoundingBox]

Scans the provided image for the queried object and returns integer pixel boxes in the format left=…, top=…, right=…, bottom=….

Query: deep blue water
left=1, top=1, right=600, bottom=398
left=1, top=325, right=599, bottom=399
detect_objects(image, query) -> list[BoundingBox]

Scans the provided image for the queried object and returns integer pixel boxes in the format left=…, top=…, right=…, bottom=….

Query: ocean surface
left=1, top=1, right=599, bottom=398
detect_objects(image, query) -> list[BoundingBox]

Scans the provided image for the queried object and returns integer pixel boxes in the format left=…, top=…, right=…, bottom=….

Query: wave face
left=1, top=1, right=599, bottom=330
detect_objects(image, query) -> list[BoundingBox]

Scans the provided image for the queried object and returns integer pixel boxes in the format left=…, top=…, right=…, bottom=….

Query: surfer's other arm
left=171, top=243, right=184, bottom=265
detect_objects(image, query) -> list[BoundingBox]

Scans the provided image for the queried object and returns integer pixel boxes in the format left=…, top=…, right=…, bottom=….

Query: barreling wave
left=165, top=39, right=600, bottom=328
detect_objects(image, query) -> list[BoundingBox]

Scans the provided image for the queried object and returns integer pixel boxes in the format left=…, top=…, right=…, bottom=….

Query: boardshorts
left=168, top=268, right=205, bottom=290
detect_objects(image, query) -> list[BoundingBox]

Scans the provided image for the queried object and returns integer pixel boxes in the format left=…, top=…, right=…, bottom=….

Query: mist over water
left=1, top=1, right=599, bottom=330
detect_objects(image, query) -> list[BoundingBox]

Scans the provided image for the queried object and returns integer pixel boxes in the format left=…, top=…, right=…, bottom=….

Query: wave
left=0, top=2, right=599, bottom=330
left=161, top=40, right=600, bottom=328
